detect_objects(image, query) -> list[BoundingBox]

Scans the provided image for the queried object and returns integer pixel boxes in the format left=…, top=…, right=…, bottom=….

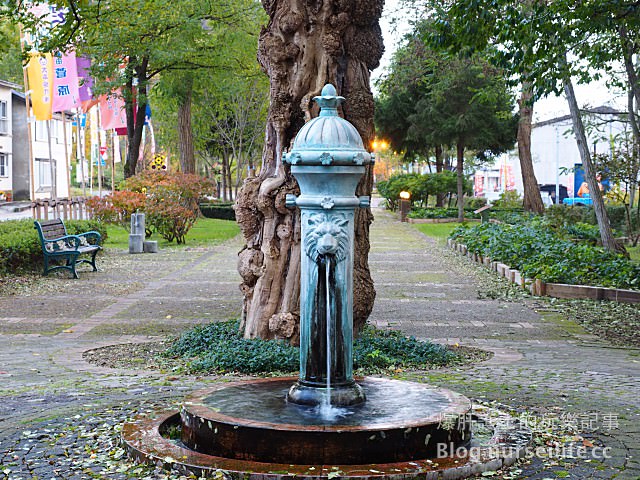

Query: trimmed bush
left=377, top=171, right=471, bottom=210
left=0, top=219, right=107, bottom=274
left=408, top=207, right=481, bottom=219
left=199, top=202, right=236, bottom=221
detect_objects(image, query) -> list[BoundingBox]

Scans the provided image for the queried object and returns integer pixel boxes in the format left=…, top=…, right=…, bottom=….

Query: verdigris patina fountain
left=284, top=83, right=370, bottom=409
left=121, top=85, right=530, bottom=479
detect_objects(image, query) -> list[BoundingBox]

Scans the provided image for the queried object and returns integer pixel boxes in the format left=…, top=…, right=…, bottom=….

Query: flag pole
left=97, top=108, right=102, bottom=198
left=62, top=112, right=71, bottom=199
left=111, top=131, right=116, bottom=194
left=19, top=28, right=36, bottom=203
left=76, top=109, right=87, bottom=197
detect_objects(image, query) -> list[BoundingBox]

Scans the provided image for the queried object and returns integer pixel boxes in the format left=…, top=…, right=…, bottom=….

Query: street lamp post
left=399, top=190, right=411, bottom=222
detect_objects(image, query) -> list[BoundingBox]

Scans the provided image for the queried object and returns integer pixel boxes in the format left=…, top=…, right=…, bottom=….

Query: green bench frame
left=34, top=218, right=103, bottom=279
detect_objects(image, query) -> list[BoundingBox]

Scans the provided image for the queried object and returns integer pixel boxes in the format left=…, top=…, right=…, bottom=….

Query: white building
left=0, top=80, right=16, bottom=200
left=474, top=106, right=628, bottom=204
left=0, top=80, right=72, bottom=202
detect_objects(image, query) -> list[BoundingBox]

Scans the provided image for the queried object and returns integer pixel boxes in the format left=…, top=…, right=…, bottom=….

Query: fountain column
left=284, top=84, right=372, bottom=407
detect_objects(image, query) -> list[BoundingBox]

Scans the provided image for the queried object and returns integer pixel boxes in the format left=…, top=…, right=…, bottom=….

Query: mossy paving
left=0, top=211, right=638, bottom=479
left=371, top=211, right=640, bottom=478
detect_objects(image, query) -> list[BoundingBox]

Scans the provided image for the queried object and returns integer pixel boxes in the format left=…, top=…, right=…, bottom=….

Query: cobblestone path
left=0, top=210, right=638, bottom=479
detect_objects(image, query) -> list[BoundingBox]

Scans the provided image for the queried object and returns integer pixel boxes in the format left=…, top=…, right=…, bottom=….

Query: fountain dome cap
left=284, top=84, right=373, bottom=167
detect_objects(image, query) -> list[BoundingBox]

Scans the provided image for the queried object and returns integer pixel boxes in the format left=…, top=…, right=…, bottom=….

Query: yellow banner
left=26, top=53, right=53, bottom=120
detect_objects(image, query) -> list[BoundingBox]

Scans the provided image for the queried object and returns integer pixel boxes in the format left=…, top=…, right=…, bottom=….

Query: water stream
left=319, top=255, right=333, bottom=418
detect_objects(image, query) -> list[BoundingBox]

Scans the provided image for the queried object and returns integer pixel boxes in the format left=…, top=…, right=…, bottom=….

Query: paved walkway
left=0, top=209, right=638, bottom=479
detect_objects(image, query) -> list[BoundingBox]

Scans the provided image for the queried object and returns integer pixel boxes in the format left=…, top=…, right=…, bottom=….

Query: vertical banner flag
left=99, top=92, right=127, bottom=130
left=474, top=173, right=484, bottom=196
left=52, top=51, right=80, bottom=112
left=76, top=56, right=95, bottom=103
left=26, top=52, right=53, bottom=120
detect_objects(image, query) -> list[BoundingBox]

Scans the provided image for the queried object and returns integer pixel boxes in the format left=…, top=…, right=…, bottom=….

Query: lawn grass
left=628, top=245, right=640, bottom=263
left=412, top=222, right=466, bottom=242
left=104, top=217, right=240, bottom=250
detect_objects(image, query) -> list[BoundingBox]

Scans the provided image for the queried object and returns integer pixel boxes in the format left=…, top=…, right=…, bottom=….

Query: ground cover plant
left=451, top=221, right=640, bottom=289
left=161, top=320, right=467, bottom=375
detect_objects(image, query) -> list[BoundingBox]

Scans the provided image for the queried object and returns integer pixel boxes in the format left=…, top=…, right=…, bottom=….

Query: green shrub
left=465, top=197, right=488, bottom=210
left=451, top=222, right=640, bottom=289
left=544, top=204, right=593, bottom=228
left=165, top=320, right=458, bottom=374
left=0, top=219, right=107, bottom=274
left=491, top=190, right=523, bottom=209
left=408, top=207, right=480, bottom=219
left=199, top=202, right=236, bottom=221
left=377, top=171, right=470, bottom=210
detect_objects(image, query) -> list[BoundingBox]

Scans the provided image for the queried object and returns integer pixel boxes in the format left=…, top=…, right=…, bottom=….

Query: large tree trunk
left=236, top=0, right=383, bottom=341
left=221, top=150, right=229, bottom=201
left=620, top=27, right=640, bottom=209
left=435, top=144, right=445, bottom=207
left=124, top=56, right=149, bottom=178
left=456, top=142, right=465, bottom=222
left=562, top=64, right=626, bottom=255
left=517, top=81, right=545, bottom=213
left=178, top=75, right=196, bottom=174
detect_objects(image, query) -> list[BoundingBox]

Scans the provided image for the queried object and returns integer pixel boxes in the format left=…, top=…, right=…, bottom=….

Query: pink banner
left=99, top=92, right=127, bottom=130
left=52, top=52, right=80, bottom=112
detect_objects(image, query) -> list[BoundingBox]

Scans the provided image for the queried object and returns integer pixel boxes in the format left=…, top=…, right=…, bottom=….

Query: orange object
left=577, top=182, right=589, bottom=197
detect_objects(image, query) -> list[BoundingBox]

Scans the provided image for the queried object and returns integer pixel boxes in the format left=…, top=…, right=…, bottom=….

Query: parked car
left=563, top=194, right=593, bottom=206
left=539, top=184, right=568, bottom=204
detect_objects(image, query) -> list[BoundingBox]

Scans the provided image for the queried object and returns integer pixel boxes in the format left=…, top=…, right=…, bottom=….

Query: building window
left=0, top=101, right=8, bottom=135
left=0, top=153, right=7, bottom=177
left=35, top=121, right=48, bottom=142
left=35, top=157, right=53, bottom=188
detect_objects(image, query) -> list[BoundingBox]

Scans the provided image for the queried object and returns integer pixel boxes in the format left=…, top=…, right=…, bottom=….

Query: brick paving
left=0, top=209, right=638, bottom=479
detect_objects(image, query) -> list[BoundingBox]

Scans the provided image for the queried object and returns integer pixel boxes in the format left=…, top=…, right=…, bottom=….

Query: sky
left=373, top=0, right=626, bottom=123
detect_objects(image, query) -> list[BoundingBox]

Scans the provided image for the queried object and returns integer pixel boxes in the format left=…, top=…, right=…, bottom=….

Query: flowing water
left=319, top=256, right=334, bottom=420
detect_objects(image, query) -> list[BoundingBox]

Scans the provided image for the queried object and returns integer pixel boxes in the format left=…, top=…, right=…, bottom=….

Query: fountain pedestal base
left=286, top=378, right=366, bottom=407
left=179, top=377, right=471, bottom=465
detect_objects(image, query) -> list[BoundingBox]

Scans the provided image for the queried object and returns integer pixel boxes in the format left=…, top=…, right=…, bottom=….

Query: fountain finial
left=313, top=84, right=345, bottom=115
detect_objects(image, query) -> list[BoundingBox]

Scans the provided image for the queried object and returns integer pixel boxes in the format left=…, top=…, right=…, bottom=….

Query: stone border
left=122, top=403, right=532, bottom=479
left=448, top=239, right=640, bottom=304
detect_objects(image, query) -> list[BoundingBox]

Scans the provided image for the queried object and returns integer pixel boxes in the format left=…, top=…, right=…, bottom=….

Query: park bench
left=34, top=218, right=102, bottom=279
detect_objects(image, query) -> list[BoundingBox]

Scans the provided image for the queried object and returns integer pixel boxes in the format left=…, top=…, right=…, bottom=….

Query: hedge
left=199, top=202, right=236, bottom=221
left=0, top=219, right=107, bottom=274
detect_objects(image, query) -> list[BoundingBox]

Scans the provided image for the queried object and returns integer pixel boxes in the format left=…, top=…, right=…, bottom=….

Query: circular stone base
left=122, top=402, right=532, bottom=479
left=180, top=377, right=470, bottom=464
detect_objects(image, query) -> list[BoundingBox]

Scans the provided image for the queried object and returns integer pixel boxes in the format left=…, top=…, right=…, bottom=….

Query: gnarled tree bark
left=236, top=0, right=383, bottom=342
